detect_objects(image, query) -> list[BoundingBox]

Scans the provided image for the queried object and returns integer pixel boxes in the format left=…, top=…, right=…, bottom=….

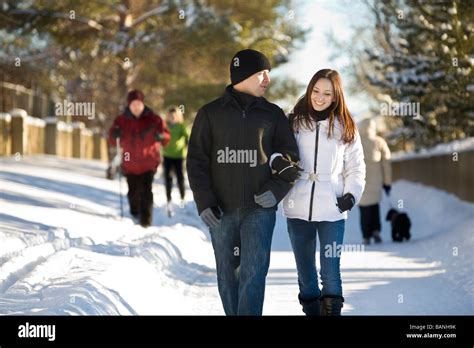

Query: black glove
left=383, top=185, right=391, bottom=195
left=271, top=156, right=303, bottom=183
left=112, top=126, right=122, bottom=139
left=337, top=193, right=355, bottom=213
left=210, top=206, right=223, bottom=219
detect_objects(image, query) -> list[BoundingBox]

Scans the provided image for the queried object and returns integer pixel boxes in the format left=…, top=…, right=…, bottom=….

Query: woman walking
left=279, top=69, right=365, bottom=316
left=357, top=118, right=392, bottom=245
left=162, top=106, right=189, bottom=217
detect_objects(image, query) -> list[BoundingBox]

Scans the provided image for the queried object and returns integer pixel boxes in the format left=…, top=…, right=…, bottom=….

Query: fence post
left=56, top=121, right=73, bottom=158
left=25, top=116, right=45, bottom=154
left=82, top=128, right=93, bottom=159
left=0, top=113, right=12, bottom=156
left=45, top=117, right=58, bottom=155
left=72, top=122, right=85, bottom=158
left=9, top=108, right=28, bottom=155
left=92, top=128, right=108, bottom=161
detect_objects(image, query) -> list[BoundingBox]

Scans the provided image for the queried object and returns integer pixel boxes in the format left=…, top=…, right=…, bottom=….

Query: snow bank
left=0, top=155, right=472, bottom=315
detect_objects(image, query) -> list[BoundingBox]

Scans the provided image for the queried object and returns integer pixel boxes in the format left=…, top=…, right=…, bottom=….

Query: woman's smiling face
left=311, top=77, right=335, bottom=111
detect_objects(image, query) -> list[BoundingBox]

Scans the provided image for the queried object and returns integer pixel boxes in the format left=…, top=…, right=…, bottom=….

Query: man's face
left=234, top=70, right=271, bottom=97
left=129, top=100, right=145, bottom=117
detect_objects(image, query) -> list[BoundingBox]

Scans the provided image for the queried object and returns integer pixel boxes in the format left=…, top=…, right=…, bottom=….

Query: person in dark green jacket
left=162, top=106, right=189, bottom=217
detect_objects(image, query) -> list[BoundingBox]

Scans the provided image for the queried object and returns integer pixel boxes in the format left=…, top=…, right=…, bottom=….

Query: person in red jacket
left=108, top=90, right=170, bottom=227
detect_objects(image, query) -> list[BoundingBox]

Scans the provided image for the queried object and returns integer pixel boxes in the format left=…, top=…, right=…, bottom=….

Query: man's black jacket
left=186, top=85, right=299, bottom=215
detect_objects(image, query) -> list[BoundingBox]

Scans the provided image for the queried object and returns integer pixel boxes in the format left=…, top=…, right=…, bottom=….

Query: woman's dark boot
left=298, top=294, right=321, bottom=316
left=320, top=295, right=344, bottom=316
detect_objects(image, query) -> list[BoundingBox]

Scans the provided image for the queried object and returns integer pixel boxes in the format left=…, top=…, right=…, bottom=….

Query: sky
left=273, top=0, right=372, bottom=119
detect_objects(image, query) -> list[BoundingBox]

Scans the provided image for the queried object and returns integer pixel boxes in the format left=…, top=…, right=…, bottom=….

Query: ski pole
left=116, top=137, right=123, bottom=218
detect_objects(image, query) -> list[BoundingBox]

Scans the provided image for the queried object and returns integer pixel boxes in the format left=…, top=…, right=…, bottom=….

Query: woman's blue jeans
left=287, top=218, right=345, bottom=299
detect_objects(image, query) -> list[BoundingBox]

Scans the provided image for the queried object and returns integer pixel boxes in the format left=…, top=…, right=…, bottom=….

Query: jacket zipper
left=308, top=123, right=320, bottom=221
left=241, top=109, right=247, bottom=208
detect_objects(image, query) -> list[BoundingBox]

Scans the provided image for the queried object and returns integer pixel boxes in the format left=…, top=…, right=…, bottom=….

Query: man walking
left=108, top=90, right=170, bottom=227
left=187, top=49, right=301, bottom=315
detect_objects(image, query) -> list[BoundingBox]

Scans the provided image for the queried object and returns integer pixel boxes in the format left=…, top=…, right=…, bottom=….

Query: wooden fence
left=0, top=108, right=108, bottom=161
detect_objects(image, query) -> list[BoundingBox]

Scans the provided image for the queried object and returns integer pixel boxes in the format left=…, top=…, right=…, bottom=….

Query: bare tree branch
left=129, top=3, right=170, bottom=28
left=8, top=9, right=104, bottom=30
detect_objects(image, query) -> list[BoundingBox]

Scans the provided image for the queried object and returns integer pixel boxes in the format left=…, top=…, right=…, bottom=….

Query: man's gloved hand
left=113, top=126, right=122, bottom=139
left=271, top=156, right=303, bottom=183
left=200, top=206, right=222, bottom=228
left=254, top=191, right=277, bottom=208
left=337, top=193, right=355, bottom=213
left=383, top=185, right=391, bottom=196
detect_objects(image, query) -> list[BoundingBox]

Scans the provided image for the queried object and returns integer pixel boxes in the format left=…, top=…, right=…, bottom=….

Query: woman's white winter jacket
left=281, top=118, right=366, bottom=222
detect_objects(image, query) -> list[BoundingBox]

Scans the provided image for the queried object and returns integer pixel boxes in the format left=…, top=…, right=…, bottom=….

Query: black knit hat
left=230, top=49, right=271, bottom=85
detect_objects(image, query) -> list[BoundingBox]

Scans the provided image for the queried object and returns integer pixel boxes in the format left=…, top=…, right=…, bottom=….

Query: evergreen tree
left=0, top=0, right=307, bottom=127
left=329, top=0, right=473, bottom=150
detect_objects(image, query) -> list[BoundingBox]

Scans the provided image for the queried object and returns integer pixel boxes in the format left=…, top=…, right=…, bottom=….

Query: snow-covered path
left=0, top=155, right=472, bottom=315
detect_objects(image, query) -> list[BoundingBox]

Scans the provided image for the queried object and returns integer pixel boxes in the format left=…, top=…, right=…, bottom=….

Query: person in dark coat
left=108, top=90, right=170, bottom=227
left=187, top=49, right=301, bottom=315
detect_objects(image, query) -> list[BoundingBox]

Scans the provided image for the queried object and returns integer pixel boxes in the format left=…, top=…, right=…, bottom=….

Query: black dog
left=386, top=208, right=411, bottom=242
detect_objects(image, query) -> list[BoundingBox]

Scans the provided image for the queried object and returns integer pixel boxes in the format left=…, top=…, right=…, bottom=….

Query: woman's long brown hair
left=289, top=69, right=356, bottom=144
